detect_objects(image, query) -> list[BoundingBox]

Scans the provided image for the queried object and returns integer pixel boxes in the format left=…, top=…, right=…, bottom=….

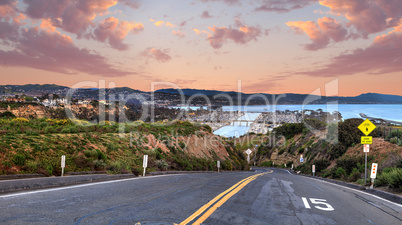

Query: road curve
left=0, top=168, right=401, bottom=225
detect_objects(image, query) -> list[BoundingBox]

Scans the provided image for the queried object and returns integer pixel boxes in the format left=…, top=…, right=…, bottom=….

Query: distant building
left=6, top=97, right=25, bottom=103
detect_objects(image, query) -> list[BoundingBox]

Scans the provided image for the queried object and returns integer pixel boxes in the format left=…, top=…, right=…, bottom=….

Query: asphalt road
left=0, top=168, right=401, bottom=225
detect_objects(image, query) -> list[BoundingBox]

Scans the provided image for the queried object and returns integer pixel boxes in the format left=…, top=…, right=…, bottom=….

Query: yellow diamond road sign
left=358, top=119, right=376, bottom=136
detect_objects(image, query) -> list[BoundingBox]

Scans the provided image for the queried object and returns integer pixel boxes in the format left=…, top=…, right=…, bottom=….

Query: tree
left=338, top=118, right=363, bottom=148
left=0, top=111, right=16, bottom=118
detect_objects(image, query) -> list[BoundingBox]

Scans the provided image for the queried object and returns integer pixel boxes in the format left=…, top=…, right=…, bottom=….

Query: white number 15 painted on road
left=301, top=197, right=334, bottom=211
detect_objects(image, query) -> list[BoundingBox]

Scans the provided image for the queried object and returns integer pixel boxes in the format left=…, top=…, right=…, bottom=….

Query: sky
left=0, top=0, right=401, bottom=96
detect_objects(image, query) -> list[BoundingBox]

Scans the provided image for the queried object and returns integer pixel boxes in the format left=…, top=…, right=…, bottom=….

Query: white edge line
left=305, top=176, right=402, bottom=208
left=0, top=174, right=184, bottom=199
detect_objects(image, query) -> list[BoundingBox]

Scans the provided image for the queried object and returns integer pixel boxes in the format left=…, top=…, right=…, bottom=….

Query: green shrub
left=93, top=160, right=107, bottom=170
left=96, top=150, right=107, bottom=160
left=84, top=150, right=92, bottom=158
left=348, top=168, right=362, bottom=182
left=223, top=160, right=233, bottom=171
left=298, top=148, right=304, bottom=154
left=46, top=164, right=53, bottom=176
left=322, top=172, right=331, bottom=178
left=154, top=148, right=163, bottom=160
left=260, top=161, right=273, bottom=167
left=375, top=168, right=402, bottom=191
left=278, top=149, right=285, bottom=155
left=286, top=161, right=293, bottom=168
left=390, top=137, right=399, bottom=144
left=312, top=159, right=330, bottom=172
left=108, top=161, right=123, bottom=173
left=39, top=121, right=48, bottom=128
left=336, top=157, right=362, bottom=175
left=356, top=179, right=365, bottom=185
left=335, top=167, right=346, bottom=179
left=12, top=154, right=26, bottom=166
left=274, top=123, right=305, bottom=140
left=179, top=141, right=186, bottom=150
left=203, top=125, right=212, bottom=133
left=26, top=160, right=39, bottom=172
left=157, top=159, right=169, bottom=170
left=388, top=130, right=402, bottom=139
left=303, top=119, right=326, bottom=130
left=107, top=143, right=118, bottom=152
left=61, top=128, right=70, bottom=133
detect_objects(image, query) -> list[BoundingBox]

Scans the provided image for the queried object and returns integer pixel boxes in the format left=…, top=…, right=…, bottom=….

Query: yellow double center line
left=178, top=171, right=272, bottom=225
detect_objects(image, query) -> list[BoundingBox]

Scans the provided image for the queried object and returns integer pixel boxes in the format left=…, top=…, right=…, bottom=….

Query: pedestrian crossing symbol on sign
left=358, top=119, right=376, bottom=136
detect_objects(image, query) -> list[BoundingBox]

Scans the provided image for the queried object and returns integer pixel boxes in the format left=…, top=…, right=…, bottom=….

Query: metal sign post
left=358, top=119, right=376, bottom=185
left=143, top=155, right=148, bottom=177
left=363, top=144, right=369, bottom=184
left=217, top=161, right=220, bottom=173
left=61, top=155, right=66, bottom=177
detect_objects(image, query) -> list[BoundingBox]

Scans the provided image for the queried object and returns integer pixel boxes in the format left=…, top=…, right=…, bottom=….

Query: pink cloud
left=198, top=0, right=240, bottom=6
left=0, top=0, right=18, bottom=19
left=299, top=24, right=402, bottom=76
left=0, top=21, right=19, bottom=39
left=141, top=48, right=172, bottom=63
left=320, top=0, right=395, bottom=35
left=118, top=0, right=141, bottom=9
left=93, top=17, right=144, bottom=50
left=287, top=17, right=349, bottom=50
left=172, top=30, right=185, bottom=38
left=24, top=0, right=118, bottom=36
left=287, top=0, right=402, bottom=50
left=319, top=0, right=402, bottom=36
left=0, top=28, right=131, bottom=76
left=153, top=20, right=175, bottom=28
left=22, top=0, right=145, bottom=50
left=255, top=0, right=317, bottom=13
left=207, top=23, right=263, bottom=49
left=201, top=10, right=213, bottom=19
left=193, top=29, right=202, bottom=35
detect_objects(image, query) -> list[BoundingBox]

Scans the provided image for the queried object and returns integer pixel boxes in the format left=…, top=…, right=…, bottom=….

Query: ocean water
left=213, top=104, right=402, bottom=137
left=213, top=125, right=251, bottom=138
left=214, top=112, right=261, bottom=137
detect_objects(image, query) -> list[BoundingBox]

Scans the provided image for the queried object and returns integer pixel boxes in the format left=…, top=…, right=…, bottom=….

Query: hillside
left=2, top=84, right=402, bottom=104
left=251, top=118, right=402, bottom=192
left=0, top=119, right=248, bottom=176
left=156, top=88, right=402, bottom=104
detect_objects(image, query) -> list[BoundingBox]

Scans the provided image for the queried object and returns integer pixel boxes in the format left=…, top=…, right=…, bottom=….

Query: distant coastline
left=2, top=85, right=402, bottom=105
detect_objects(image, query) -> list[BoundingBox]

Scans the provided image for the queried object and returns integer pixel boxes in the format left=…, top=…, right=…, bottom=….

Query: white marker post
left=245, top=149, right=252, bottom=164
left=363, top=144, right=369, bottom=184
left=217, top=160, right=220, bottom=173
left=61, top=155, right=66, bottom=177
left=312, top=165, right=316, bottom=176
left=143, top=155, right=148, bottom=177
left=370, top=163, right=378, bottom=189
left=300, top=155, right=304, bottom=163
